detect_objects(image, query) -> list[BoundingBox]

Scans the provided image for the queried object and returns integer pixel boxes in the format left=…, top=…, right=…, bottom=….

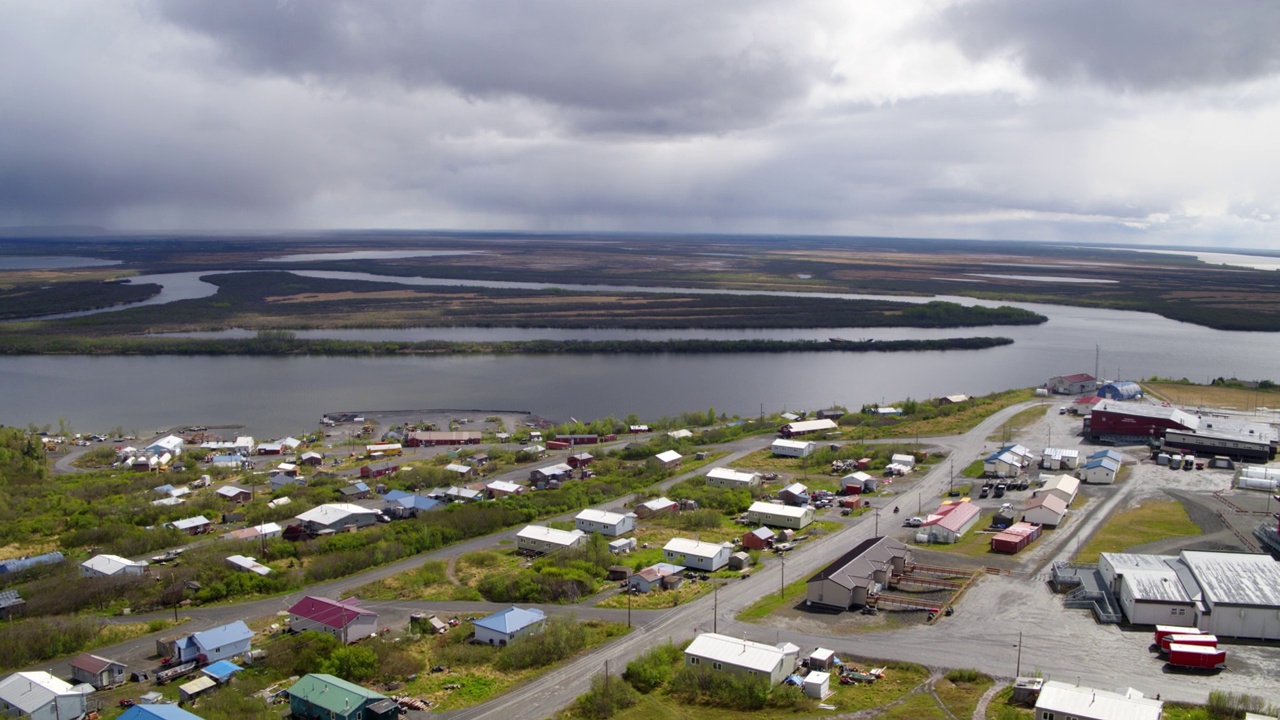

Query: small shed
left=607, top=565, right=633, bottom=581
left=809, top=648, right=836, bottom=671
left=609, top=537, right=636, bottom=555
left=178, top=675, right=217, bottom=703
left=741, top=527, right=775, bottom=551
left=727, top=552, right=751, bottom=571
left=803, top=671, right=831, bottom=699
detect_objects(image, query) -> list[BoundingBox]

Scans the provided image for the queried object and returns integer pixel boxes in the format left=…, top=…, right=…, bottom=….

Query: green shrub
left=669, top=667, right=769, bottom=710
left=623, top=642, right=683, bottom=693
left=945, top=668, right=983, bottom=683
left=575, top=672, right=640, bottom=719
left=495, top=615, right=586, bottom=671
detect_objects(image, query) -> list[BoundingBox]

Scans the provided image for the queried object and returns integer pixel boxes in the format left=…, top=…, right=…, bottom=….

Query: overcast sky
left=2, top=1, right=1279, bottom=248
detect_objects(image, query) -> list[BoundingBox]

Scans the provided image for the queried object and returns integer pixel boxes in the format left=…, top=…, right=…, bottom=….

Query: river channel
left=2, top=268, right=1279, bottom=437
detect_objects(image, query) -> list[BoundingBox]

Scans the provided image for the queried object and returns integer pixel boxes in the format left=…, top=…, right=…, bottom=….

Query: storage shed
left=771, top=439, right=815, bottom=458
left=803, top=671, right=831, bottom=699
left=990, top=522, right=1042, bottom=554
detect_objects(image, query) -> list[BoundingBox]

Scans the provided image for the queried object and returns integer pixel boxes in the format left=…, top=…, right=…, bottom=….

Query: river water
left=2, top=269, right=1279, bottom=437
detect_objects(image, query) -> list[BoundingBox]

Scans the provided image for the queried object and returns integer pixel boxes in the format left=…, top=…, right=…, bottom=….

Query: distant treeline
left=0, top=335, right=1014, bottom=356
left=0, top=280, right=158, bottom=320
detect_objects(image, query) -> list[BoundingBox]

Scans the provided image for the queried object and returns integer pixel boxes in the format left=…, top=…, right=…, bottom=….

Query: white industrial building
left=1034, top=680, right=1161, bottom=720
left=705, top=467, right=761, bottom=490
left=81, top=554, right=149, bottom=579
left=746, top=501, right=814, bottom=530
left=662, top=538, right=731, bottom=571
left=574, top=509, right=635, bottom=537
left=771, top=439, right=815, bottom=458
left=683, top=633, right=791, bottom=686
left=1040, top=447, right=1080, bottom=470
left=1099, top=550, right=1280, bottom=640
left=779, top=418, right=838, bottom=437
left=516, top=525, right=586, bottom=554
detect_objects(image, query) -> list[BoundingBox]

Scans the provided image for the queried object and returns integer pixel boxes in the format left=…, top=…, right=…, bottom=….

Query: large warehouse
left=1098, top=550, right=1280, bottom=639
left=1083, top=401, right=1199, bottom=444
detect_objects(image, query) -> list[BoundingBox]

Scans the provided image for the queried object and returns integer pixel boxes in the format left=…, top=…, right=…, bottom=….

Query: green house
left=287, top=674, right=399, bottom=720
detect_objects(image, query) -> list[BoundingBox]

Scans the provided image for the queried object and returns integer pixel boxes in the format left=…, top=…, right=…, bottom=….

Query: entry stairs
left=1052, top=562, right=1122, bottom=624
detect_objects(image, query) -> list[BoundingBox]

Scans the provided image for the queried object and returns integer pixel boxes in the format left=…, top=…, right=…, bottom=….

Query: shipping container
left=1168, top=643, right=1226, bottom=670
left=1154, top=625, right=1200, bottom=647
left=545, top=440, right=571, bottom=450
left=1161, top=633, right=1217, bottom=654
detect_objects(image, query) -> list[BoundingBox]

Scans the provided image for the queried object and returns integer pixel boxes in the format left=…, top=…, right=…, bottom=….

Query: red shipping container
left=1154, top=625, right=1201, bottom=647
left=1168, top=643, right=1225, bottom=670
left=1161, top=633, right=1217, bottom=654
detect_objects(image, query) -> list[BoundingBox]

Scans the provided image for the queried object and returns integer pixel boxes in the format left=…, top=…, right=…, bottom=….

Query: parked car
left=903, top=517, right=924, bottom=528
left=978, top=487, right=990, bottom=499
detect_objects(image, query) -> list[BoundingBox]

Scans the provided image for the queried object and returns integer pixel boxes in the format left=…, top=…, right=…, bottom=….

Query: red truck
left=1160, top=633, right=1217, bottom=654
left=1167, top=643, right=1226, bottom=670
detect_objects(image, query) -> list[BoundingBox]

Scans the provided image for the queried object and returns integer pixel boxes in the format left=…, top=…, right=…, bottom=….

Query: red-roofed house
left=69, top=652, right=127, bottom=688
left=1048, top=373, right=1096, bottom=395
left=918, top=501, right=982, bottom=544
left=288, top=596, right=379, bottom=644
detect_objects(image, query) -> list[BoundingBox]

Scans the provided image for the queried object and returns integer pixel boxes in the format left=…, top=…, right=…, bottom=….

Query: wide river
left=2, top=267, right=1279, bottom=437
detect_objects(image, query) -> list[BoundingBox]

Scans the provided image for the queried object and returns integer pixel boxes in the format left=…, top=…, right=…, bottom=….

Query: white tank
left=1237, top=476, right=1280, bottom=491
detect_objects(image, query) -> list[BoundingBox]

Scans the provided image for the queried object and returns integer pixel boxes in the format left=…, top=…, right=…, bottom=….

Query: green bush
left=495, top=615, right=586, bottom=671
left=575, top=672, right=641, bottom=719
left=669, top=666, right=770, bottom=710
left=945, top=668, right=983, bottom=683
left=623, top=642, right=683, bottom=693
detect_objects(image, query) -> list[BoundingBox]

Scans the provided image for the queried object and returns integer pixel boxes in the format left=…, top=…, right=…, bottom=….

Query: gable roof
left=685, top=633, right=785, bottom=673
left=664, top=537, right=728, bottom=559
left=748, top=501, right=809, bottom=519
left=1035, top=680, right=1161, bottom=720
left=69, top=653, right=123, bottom=674
left=288, top=674, right=386, bottom=714
left=1024, top=494, right=1069, bottom=514
left=289, top=596, right=376, bottom=630
left=119, top=705, right=208, bottom=720
left=654, top=450, right=683, bottom=463
left=82, top=554, right=148, bottom=575
left=473, top=606, right=546, bottom=635
left=924, top=502, right=981, bottom=533
left=191, top=620, right=253, bottom=653
left=296, top=503, right=378, bottom=525
left=576, top=508, right=629, bottom=525
left=0, top=672, right=79, bottom=713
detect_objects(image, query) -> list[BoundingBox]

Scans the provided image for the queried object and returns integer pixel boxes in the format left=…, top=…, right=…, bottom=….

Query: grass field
left=910, top=512, right=1000, bottom=559
left=986, top=405, right=1051, bottom=442
left=736, top=577, right=809, bottom=622
left=595, top=580, right=716, bottom=610
left=1143, top=381, right=1280, bottom=412
left=1073, top=500, right=1201, bottom=563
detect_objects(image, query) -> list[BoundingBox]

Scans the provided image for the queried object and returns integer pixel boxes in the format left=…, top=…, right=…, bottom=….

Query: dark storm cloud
left=155, top=0, right=827, bottom=134
left=940, top=0, right=1280, bottom=91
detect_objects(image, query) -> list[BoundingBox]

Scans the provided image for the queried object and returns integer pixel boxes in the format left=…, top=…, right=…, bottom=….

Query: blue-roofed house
left=159, top=621, right=253, bottom=664
left=119, top=704, right=208, bottom=720
left=1097, top=381, right=1144, bottom=401
left=384, top=492, right=442, bottom=517
left=473, top=606, right=546, bottom=646
left=1079, top=456, right=1121, bottom=485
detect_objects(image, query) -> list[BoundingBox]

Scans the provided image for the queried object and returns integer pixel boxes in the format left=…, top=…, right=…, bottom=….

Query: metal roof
left=287, top=674, right=387, bottom=715
left=517, top=525, right=585, bottom=547
left=192, top=620, right=253, bottom=653
left=1035, top=680, right=1161, bottom=720
left=171, top=516, right=210, bottom=530
left=473, top=606, right=545, bottom=635
left=685, top=633, right=786, bottom=674
left=664, top=537, right=728, bottom=559
left=82, top=554, right=148, bottom=575
left=575, top=509, right=628, bottom=525
left=655, top=450, right=683, bottom=463
left=296, top=503, right=377, bottom=526
left=749, top=501, right=809, bottom=519
left=1182, top=551, right=1280, bottom=608
left=707, top=467, right=759, bottom=483
left=119, top=704, right=207, bottom=720
left=0, top=672, right=78, bottom=713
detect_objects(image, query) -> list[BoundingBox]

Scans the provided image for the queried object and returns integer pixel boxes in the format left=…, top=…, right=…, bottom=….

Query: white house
left=663, top=538, right=731, bottom=571
left=779, top=418, right=838, bottom=437
left=983, top=451, right=1021, bottom=477
left=288, top=596, right=379, bottom=645
left=890, top=453, right=916, bottom=469
left=1041, top=475, right=1080, bottom=505
left=771, top=439, right=815, bottom=458
left=226, top=555, right=271, bottom=576
left=840, top=471, right=874, bottom=494
left=654, top=450, right=683, bottom=469
left=918, top=501, right=982, bottom=544
left=667, top=429, right=693, bottom=440
left=1079, top=456, right=1121, bottom=484
left=473, top=606, right=546, bottom=646
left=574, top=509, right=635, bottom=537
left=516, top=525, right=586, bottom=554
left=1022, top=494, right=1068, bottom=527
left=0, top=671, right=91, bottom=720
left=1034, top=680, right=1161, bottom=720
left=635, top=496, right=678, bottom=518
left=81, top=554, right=149, bottom=579
left=705, top=467, right=761, bottom=490
left=169, top=516, right=212, bottom=535
left=746, top=501, right=814, bottom=530
left=683, top=633, right=789, bottom=686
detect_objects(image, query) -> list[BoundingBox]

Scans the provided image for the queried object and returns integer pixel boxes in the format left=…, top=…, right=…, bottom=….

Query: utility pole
left=713, top=582, right=718, bottom=633
left=779, top=554, right=785, bottom=599
left=1016, top=630, right=1023, bottom=677
left=627, top=587, right=631, bottom=628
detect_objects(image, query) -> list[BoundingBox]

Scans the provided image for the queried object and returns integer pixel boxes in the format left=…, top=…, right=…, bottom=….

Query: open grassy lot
left=984, top=685, right=1033, bottom=720
left=910, top=512, right=1002, bottom=559
left=354, top=550, right=518, bottom=602
left=1143, top=381, right=1280, bottom=411
left=847, top=389, right=1040, bottom=441
left=986, top=405, right=1051, bottom=442
left=935, top=669, right=995, bottom=718
left=737, top=577, right=809, bottom=622
left=1073, top=500, right=1201, bottom=564
left=596, top=580, right=717, bottom=610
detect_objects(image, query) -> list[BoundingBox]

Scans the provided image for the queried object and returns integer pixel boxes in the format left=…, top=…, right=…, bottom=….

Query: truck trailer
left=1160, top=633, right=1217, bottom=654
left=1153, top=624, right=1201, bottom=647
left=1167, top=643, right=1226, bottom=671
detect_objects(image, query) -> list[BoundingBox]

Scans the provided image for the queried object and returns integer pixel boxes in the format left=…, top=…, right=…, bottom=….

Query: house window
left=713, top=662, right=723, bottom=670
left=689, top=657, right=699, bottom=665
left=1041, top=712, right=1052, bottom=720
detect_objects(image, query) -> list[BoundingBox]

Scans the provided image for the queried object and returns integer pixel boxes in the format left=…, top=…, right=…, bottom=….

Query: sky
left=2, top=1, right=1279, bottom=248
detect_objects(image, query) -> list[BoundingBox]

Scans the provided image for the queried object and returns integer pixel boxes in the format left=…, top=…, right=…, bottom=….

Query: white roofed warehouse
left=516, top=525, right=586, bottom=554
left=684, top=633, right=790, bottom=686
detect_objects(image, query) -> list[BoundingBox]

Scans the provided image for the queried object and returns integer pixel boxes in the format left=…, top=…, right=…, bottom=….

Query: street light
left=1014, top=630, right=1023, bottom=677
